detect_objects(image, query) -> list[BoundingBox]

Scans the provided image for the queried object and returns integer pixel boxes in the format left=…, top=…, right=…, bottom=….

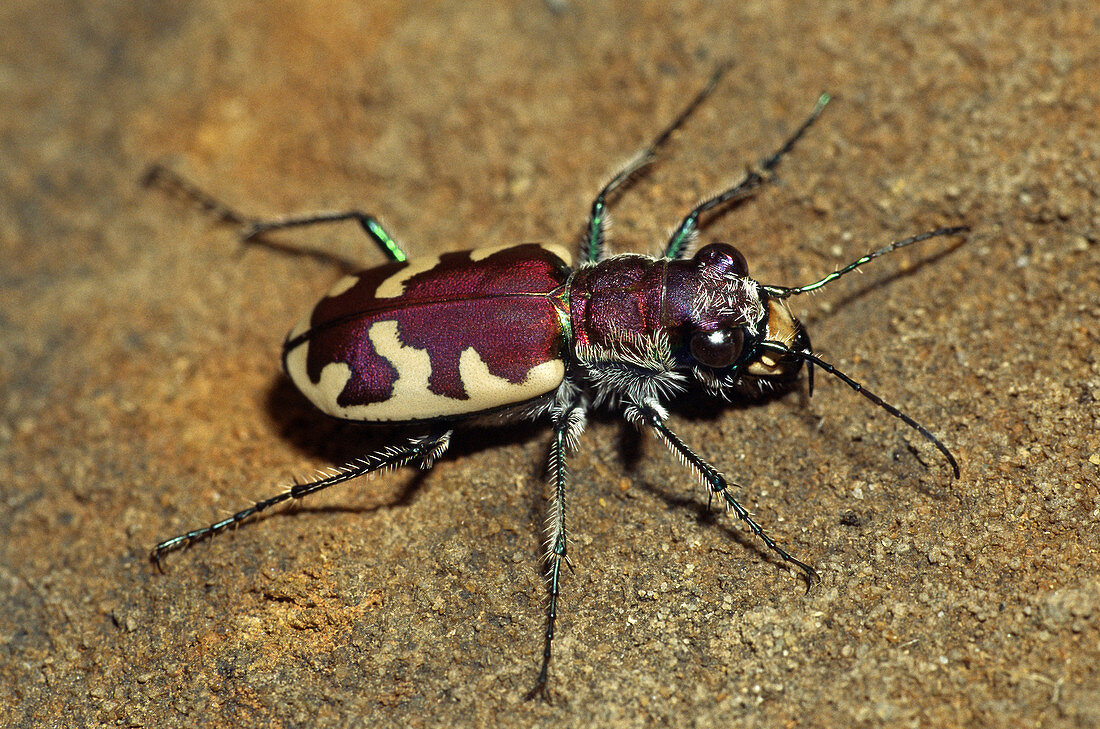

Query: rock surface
left=2, top=1, right=1097, bottom=726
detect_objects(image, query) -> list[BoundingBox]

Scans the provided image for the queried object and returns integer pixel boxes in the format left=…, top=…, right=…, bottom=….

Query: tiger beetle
left=149, top=65, right=966, bottom=700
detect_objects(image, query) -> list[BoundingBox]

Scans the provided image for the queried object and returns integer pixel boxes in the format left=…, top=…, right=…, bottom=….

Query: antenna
left=757, top=341, right=960, bottom=478
left=763, top=226, right=969, bottom=299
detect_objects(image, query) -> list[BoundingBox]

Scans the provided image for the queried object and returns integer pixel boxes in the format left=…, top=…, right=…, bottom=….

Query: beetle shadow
left=255, top=377, right=548, bottom=521
left=792, top=239, right=967, bottom=329
left=772, top=239, right=969, bottom=485
left=635, top=478, right=799, bottom=577
left=141, top=162, right=365, bottom=275
left=239, top=236, right=362, bottom=276
left=605, top=378, right=803, bottom=472
left=564, top=381, right=805, bottom=576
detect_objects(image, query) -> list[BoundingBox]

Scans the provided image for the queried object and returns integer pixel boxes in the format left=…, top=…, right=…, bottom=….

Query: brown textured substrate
left=2, top=2, right=1097, bottom=727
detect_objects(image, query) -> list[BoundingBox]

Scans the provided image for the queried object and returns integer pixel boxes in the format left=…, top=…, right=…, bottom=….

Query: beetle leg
left=581, top=63, right=732, bottom=265
left=241, top=211, right=408, bottom=262
left=142, top=163, right=250, bottom=226
left=527, top=400, right=586, bottom=702
left=142, top=164, right=408, bottom=263
left=625, top=402, right=818, bottom=587
left=663, top=93, right=831, bottom=260
left=151, top=430, right=452, bottom=569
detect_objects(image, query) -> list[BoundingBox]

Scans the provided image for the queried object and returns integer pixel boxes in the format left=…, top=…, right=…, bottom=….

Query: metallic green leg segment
left=242, top=211, right=408, bottom=262
left=663, top=93, right=830, bottom=260
left=581, top=63, right=731, bottom=264
left=527, top=402, right=582, bottom=701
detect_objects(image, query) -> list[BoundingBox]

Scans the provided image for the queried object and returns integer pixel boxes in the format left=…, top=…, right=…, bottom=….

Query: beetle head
left=682, top=243, right=806, bottom=387
left=742, top=296, right=809, bottom=380
left=682, top=226, right=969, bottom=479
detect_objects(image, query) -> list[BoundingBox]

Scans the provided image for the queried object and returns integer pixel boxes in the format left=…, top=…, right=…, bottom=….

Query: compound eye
left=689, top=327, right=744, bottom=369
left=693, top=243, right=749, bottom=277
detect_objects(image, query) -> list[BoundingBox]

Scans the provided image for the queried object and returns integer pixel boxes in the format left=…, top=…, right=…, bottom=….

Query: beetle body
left=284, top=239, right=803, bottom=428
left=152, top=69, right=965, bottom=700
left=283, top=242, right=573, bottom=422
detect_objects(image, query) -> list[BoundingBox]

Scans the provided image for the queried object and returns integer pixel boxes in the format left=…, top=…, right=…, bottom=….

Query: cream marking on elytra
left=287, top=312, right=311, bottom=341
left=366, top=320, right=565, bottom=420
left=283, top=343, right=351, bottom=417
left=468, top=242, right=574, bottom=266
left=284, top=275, right=364, bottom=347
left=285, top=321, right=566, bottom=421
left=375, top=256, right=439, bottom=298
left=540, top=242, right=573, bottom=266
left=289, top=243, right=573, bottom=349
left=323, top=274, right=361, bottom=299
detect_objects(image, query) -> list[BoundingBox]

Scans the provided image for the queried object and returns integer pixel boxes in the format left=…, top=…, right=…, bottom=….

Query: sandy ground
left=2, top=1, right=1098, bottom=727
